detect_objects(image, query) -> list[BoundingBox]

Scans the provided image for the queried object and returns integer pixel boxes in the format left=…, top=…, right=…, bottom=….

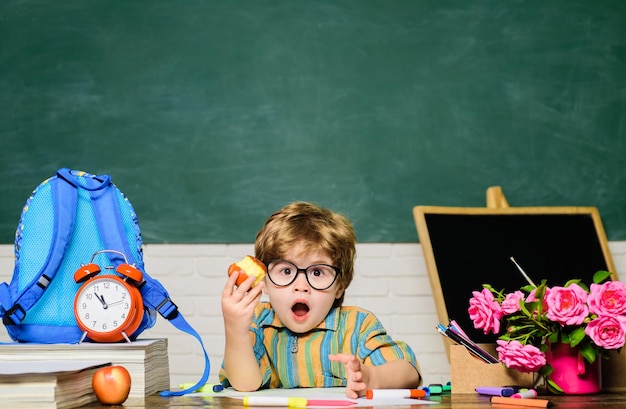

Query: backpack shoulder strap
left=0, top=168, right=79, bottom=325
left=141, top=279, right=211, bottom=396
left=84, top=172, right=210, bottom=396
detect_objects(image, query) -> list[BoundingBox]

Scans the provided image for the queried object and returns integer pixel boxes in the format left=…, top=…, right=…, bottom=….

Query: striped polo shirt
left=219, top=302, right=421, bottom=389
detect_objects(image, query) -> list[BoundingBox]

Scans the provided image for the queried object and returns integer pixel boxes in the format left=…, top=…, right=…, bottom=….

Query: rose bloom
left=587, top=281, right=626, bottom=316
left=545, top=284, right=589, bottom=326
left=468, top=288, right=503, bottom=334
left=496, top=340, right=547, bottom=373
left=585, top=315, right=626, bottom=349
left=501, top=291, right=525, bottom=315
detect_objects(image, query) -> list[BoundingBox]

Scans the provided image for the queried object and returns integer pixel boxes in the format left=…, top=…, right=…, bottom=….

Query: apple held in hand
left=228, top=255, right=266, bottom=287
left=92, top=365, right=132, bottom=405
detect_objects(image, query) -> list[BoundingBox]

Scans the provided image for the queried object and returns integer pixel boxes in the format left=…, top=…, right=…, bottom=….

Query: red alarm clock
left=73, top=250, right=144, bottom=343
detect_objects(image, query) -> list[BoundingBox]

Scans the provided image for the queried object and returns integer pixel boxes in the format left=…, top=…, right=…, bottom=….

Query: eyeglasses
left=265, top=260, right=340, bottom=290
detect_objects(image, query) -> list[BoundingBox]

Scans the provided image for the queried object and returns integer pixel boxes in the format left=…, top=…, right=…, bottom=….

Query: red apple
left=92, top=365, right=132, bottom=405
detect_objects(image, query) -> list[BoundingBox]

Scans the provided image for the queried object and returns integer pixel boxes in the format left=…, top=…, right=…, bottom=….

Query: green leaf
left=564, top=278, right=582, bottom=288
left=593, top=270, right=611, bottom=284
left=521, top=301, right=540, bottom=316
left=538, top=364, right=553, bottom=377
left=548, top=332, right=559, bottom=344
left=578, top=344, right=597, bottom=363
left=577, top=282, right=590, bottom=292
left=499, top=333, right=513, bottom=341
left=569, top=327, right=586, bottom=347
left=547, top=378, right=564, bottom=394
left=534, top=282, right=547, bottom=300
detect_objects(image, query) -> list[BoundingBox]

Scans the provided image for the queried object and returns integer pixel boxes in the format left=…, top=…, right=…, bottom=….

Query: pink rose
left=585, top=315, right=626, bottom=349
left=545, top=284, right=589, bottom=326
left=496, top=340, right=546, bottom=373
left=501, top=291, right=525, bottom=315
left=587, top=281, right=626, bottom=316
left=468, top=288, right=503, bottom=335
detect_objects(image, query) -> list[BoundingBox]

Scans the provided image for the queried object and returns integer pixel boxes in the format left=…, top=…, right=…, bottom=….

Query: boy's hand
left=221, top=271, right=265, bottom=391
left=221, top=270, right=264, bottom=335
left=328, top=353, right=369, bottom=399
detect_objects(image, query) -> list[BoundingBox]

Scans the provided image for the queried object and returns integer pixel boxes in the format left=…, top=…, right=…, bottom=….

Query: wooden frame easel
left=413, top=186, right=617, bottom=361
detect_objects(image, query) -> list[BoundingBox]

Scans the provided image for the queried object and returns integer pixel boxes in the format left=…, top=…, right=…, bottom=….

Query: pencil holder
left=449, top=344, right=534, bottom=394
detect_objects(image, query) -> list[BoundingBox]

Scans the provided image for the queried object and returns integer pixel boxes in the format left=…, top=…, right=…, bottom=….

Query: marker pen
left=512, top=389, right=538, bottom=399
left=448, top=319, right=470, bottom=339
left=418, top=386, right=431, bottom=396
left=365, top=389, right=427, bottom=399
left=178, top=382, right=224, bottom=393
left=428, top=383, right=443, bottom=394
left=475, top=386, right=515, bottom=397
left=242, top=397, right=355, bottom=407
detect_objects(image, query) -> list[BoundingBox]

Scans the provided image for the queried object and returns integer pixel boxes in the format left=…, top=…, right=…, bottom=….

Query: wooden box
left=449, top=344, right=534, bottom=394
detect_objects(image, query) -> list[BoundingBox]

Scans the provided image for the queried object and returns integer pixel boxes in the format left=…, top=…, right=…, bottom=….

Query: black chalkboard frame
left=413, top=192, right=617, bottom=361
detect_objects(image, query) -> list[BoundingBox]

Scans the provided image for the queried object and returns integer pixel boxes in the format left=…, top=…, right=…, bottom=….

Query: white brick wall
left=1, top=242, right=626, bottom=389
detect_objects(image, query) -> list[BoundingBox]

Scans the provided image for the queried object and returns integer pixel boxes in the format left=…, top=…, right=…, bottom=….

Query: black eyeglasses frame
left=264, top=260, right=340, bottom=290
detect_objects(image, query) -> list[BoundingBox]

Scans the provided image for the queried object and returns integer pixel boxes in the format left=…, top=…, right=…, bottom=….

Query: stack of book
left=0, top=338, right=169, bottom=403
left=0, top=360, right=110, bottom=409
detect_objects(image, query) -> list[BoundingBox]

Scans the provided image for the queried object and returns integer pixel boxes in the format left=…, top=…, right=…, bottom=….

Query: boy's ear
left=335, top=286, right=345, bottom=299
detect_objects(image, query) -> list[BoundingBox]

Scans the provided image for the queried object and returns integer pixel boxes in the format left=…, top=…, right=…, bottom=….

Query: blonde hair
left=255, top=202, right=356, bottom=307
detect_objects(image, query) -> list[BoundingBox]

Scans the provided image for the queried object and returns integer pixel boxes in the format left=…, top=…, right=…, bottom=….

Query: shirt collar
left=262, top=305, right=341, bottom=332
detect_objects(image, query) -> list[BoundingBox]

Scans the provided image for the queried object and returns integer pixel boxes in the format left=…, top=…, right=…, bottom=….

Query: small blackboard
left=413, top=192, right=617, bottom=358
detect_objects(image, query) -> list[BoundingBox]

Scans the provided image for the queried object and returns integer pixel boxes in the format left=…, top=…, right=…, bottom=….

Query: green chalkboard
left=1, top=1, right=626, bottom=244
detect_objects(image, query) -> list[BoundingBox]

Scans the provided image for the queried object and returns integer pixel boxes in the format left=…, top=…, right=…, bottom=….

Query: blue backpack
left=0, top=168, right=209, bottom=396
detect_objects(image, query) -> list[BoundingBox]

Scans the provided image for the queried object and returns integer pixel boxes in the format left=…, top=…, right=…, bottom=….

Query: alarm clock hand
left=107, top=299, right=126, bottom=308
left=94, top=292, right=108, bottom=309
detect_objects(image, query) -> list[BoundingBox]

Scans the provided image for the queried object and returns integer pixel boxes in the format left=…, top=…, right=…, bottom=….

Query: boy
left=220, top=202, right=421, bottom=398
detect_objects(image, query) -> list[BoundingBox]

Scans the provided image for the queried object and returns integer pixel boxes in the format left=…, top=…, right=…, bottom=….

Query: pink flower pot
left=546, top=342, right=601, bottom=394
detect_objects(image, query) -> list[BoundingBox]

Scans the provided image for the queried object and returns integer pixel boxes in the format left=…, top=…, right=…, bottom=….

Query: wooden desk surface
left=80, top=393, right=626, bottom=408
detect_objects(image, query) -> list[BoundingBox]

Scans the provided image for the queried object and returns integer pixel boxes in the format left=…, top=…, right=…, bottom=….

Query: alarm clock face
left=74, top=275, right=141, bottom=342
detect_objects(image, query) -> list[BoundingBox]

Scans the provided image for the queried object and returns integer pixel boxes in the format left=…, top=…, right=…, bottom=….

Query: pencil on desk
left=242, top=396, right=356, bottom=407
left=491, top=396, right=552, bottom=408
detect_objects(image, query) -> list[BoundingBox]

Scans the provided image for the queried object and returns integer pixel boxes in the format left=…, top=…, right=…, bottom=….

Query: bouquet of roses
left=467, top=270, right=626, bottom=390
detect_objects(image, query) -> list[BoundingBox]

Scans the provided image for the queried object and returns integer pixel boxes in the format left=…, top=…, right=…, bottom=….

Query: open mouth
left=291, top=302, right=310, bottom=319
